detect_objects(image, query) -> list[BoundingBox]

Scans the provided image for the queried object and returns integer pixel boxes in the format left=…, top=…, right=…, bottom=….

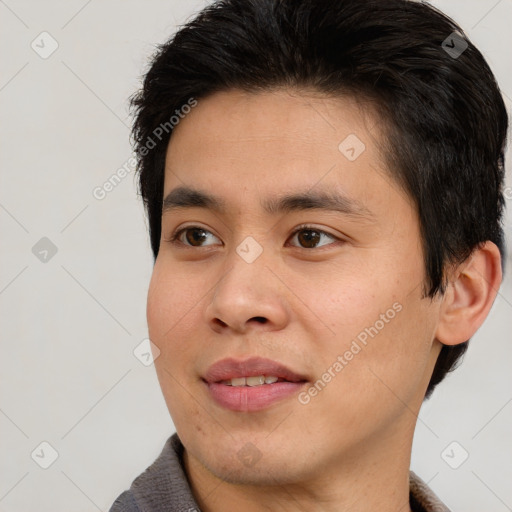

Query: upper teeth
left=221, top=375, right=280, bottom=386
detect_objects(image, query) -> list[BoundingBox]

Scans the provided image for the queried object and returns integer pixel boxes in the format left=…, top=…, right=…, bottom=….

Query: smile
left=202, top=356, right=309, bottom=412
left=220, top=375, right=280, bottom=386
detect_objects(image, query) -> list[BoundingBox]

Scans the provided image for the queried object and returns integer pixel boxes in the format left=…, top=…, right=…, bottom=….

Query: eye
left=166, top=224, right=341, bottom=250
left=167, top=226, right=221, bottom=247
left=288, top=224, right=339, bottom=249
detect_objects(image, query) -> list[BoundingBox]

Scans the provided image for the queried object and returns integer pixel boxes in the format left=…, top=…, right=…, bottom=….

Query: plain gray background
left=1, top=1, right=511, bottom=510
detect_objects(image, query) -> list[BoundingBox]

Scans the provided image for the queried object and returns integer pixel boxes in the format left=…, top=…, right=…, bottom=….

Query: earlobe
left=435, top=241, right=502, bottom=346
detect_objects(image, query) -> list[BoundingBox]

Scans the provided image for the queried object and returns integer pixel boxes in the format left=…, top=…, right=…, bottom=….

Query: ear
left=435, top=241, right=502, bottom=346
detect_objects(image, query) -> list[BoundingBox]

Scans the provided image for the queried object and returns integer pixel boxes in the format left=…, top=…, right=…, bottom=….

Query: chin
left=189, top=434, right=314, bottom=487
left=205, top=453, right=307, bottom=487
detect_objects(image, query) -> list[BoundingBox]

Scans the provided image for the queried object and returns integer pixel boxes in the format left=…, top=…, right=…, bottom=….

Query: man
left=110, top=0, right=507, bottom=510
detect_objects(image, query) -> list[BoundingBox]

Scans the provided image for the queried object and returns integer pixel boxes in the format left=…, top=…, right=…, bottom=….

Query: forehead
left=162, top=88, right=409, bottom=214
left=167, top=88, right=379, bottom=153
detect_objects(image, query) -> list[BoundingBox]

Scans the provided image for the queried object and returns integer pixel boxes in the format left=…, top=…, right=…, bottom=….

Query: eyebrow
left=162, top=185, right=375, bottom=219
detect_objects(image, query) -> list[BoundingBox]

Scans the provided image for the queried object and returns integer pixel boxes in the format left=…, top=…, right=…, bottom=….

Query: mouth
left=204, top=356, right=308, bottom=383
left=218, top=375, right=291, bottom=386
left=202, top=357, right=308, bottom=412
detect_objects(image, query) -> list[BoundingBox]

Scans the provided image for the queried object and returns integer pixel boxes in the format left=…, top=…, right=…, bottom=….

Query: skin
left=146, top=88, right=501, bottom=512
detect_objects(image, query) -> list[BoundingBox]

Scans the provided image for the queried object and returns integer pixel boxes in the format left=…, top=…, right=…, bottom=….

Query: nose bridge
left=214, top=237, right=272, bottom=309
left=205, top=237, right=289, bottom=332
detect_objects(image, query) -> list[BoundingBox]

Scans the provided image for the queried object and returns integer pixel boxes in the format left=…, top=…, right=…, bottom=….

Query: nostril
left=252, top=317, right=267, bottom=324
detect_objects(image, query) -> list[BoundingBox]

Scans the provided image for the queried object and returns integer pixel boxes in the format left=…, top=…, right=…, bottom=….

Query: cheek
left=299, top=261, right=395, bottom=341
left=147, top=261, right=199, bottom=338
left=146, top=262, right=205, bottom=381
left=322, top=295, right=437, bottom=418
left=308, top=256, right=434, bottom=398
left=146, top=262, right=205, bottom=417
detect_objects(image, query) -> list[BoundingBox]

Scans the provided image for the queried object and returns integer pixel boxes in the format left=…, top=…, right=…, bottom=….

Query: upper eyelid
left=291, top=224, right=338, bottom=240
left=169, top=224, right=220, bottom=241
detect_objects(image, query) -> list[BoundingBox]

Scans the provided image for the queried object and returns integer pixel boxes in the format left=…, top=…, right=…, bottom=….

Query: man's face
left=147, top=88, right=443, bottom=484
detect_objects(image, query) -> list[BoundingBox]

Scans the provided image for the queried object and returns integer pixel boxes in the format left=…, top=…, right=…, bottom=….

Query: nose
left=204, top=250, right=290, bottom=335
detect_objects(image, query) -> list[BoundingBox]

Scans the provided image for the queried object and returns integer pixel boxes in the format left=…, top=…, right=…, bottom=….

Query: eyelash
left=166, top=224, right=343, bottom=251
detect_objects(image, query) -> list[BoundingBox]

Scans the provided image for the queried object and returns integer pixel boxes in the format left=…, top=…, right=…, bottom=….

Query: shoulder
left=108, top=433, right=201, bottom=512
left=409, top=471, right=450, bottom=512
left=109, top=490, right=140, bottom=512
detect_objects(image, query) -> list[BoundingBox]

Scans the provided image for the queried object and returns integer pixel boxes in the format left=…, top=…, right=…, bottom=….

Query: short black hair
left=130, top=0, right=508, bottom=399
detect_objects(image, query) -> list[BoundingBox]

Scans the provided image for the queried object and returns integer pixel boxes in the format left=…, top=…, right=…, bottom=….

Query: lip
left=203, top=357, right=308, bottom=412
left=203, top=356, right=308, bottom=383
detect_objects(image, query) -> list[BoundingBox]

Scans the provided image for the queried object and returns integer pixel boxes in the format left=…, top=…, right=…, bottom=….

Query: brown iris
left=296, top=229, right=321, bottom=249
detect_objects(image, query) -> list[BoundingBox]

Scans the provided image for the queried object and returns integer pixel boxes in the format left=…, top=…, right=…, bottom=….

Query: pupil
left=187, top=229, right=207, bottom=245
left=299, top=230, right=320, bottom=248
